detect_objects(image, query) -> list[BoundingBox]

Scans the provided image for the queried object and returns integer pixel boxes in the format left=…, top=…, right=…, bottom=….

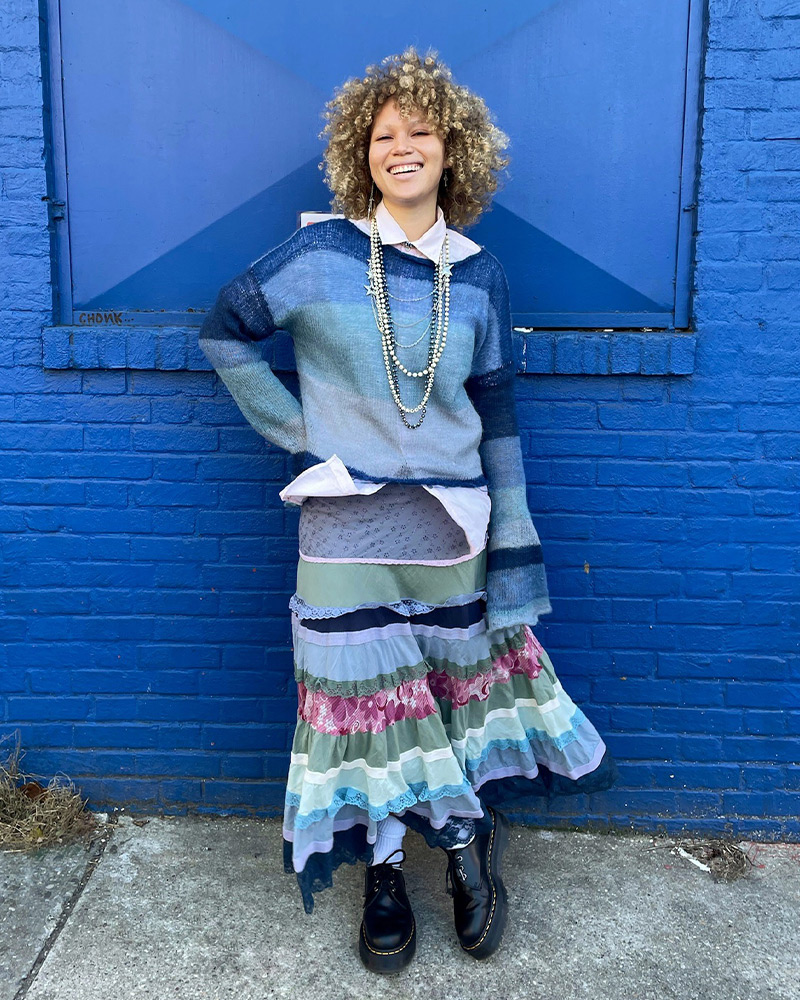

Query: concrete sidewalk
left=1, top=816, right=798, bottom=1000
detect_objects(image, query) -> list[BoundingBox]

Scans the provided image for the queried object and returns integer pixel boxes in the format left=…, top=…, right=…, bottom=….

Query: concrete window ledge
left=42, top=326, right=696, bottom=377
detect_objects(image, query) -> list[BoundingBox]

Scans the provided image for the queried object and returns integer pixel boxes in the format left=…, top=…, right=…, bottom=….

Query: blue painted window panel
left=52, top=0, right=699, bottom=329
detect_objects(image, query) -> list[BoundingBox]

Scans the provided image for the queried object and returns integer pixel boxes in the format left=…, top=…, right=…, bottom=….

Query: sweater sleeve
left=198, top=264, right=307, bottom=459
left=464, top=257, right=552, bottom=632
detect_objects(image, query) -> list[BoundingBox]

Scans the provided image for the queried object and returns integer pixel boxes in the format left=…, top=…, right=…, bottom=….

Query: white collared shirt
left=349, top=199, right=483, bottom=263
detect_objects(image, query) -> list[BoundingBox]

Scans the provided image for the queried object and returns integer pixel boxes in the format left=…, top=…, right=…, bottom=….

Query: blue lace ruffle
left=285, top=777, right=476, bottom=829
left=284, top=825, right=373, bottom=915
left=464, top=708, right=589, bottom=770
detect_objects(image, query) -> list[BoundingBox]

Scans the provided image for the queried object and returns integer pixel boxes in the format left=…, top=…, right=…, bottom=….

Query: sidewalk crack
left=13, top=817, right=116, bottom=1000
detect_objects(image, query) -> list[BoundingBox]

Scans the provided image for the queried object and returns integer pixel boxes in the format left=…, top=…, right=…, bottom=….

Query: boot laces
left=365, top=847, right=406, bottom=897
left=445, top=851, right=469, bottom=898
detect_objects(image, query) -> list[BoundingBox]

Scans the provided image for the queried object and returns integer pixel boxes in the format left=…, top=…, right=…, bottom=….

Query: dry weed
left=0, top=734, right=97, bottom=851
left=673, top=837, right=751, bottom=882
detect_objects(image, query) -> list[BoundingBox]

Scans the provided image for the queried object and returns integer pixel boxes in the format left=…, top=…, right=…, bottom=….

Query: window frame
left=42, top=0, right=704, bottom=334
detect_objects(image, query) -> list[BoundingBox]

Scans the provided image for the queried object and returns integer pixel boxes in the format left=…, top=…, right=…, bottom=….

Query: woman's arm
left=464, top=256, right=552, bottom=631
left=198, top=263, right=307, bottom=460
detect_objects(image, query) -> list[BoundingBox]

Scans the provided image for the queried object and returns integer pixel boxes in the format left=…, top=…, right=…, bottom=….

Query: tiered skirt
left=282, top=484, right=618, bottom=913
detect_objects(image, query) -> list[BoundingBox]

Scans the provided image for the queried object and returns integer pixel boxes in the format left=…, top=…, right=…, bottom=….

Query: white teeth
left=389, top=164, right=421, bottom=174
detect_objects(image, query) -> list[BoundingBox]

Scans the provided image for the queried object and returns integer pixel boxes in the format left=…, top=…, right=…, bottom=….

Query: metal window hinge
left=47, top=199, right=66, bottom=222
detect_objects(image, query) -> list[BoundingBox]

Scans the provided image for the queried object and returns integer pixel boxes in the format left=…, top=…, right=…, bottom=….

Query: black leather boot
left=358, top=848, right=416, bottom=974
left=444, top=805, right=510, bottom=959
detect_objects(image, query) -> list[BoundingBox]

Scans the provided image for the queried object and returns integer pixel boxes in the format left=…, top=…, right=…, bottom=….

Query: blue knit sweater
left=198, top=218, right=551, bottom=630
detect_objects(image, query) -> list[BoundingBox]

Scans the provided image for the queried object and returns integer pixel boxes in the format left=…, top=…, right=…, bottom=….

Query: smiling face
left=368, top=99, right=450, bottom=221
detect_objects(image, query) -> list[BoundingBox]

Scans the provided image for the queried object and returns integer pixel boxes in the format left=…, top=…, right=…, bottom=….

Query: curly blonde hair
left=318, top=46, right=510, bottom=230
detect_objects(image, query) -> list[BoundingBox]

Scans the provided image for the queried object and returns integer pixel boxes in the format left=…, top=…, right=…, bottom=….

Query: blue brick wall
left=1, top=0, right=798, bottom=838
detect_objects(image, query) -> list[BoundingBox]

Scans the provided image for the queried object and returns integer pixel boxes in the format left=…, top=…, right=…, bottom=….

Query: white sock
left=373, top=814, right=407, bottom=866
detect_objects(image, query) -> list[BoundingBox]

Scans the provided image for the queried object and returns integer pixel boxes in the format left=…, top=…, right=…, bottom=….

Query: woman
left=199, top=47, right=619, bottom=973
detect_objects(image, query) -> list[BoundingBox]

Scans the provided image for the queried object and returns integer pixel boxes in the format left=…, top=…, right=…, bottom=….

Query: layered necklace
left=365, top=214, right=452, bottom=430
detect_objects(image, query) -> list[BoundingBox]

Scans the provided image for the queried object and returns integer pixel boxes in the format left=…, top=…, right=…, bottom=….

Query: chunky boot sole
left=460, top=808, right=510, bottom=960
left=358, top=919, right=416, bottom=974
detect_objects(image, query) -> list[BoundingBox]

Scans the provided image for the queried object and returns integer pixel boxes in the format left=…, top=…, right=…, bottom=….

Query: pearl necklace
left=365, top=216, right=452, bottom=429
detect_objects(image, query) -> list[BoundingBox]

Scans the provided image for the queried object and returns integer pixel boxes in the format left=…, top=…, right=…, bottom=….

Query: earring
left=443, top=170, right=448, bottom=189
left=368, top=181, right=375, bottom=218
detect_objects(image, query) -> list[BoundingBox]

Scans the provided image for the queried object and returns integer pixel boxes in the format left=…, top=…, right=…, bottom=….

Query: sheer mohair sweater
left=198, top=218, right=551, bottom=631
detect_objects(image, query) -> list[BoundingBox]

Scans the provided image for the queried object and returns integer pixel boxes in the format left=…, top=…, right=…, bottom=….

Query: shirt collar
left=373, top=199, right=448, bottom=263
left=350, top=199, right=482, bottom=263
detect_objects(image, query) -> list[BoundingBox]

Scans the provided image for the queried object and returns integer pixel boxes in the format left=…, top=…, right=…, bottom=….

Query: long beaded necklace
left=365, top=215, right=452, bottom=429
